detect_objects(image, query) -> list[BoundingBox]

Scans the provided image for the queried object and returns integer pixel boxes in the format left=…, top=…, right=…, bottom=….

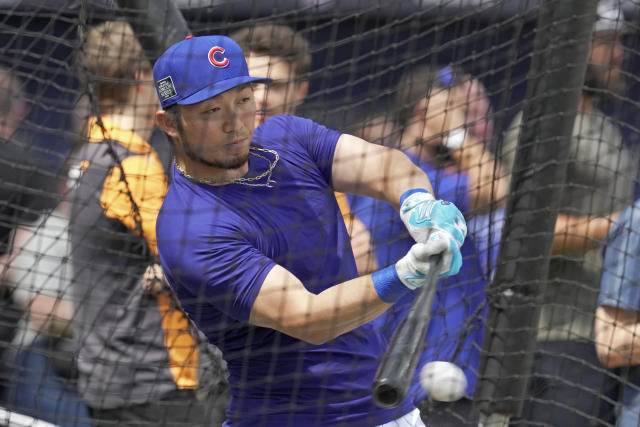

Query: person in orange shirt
left=68, top=21, right=228, bottom=426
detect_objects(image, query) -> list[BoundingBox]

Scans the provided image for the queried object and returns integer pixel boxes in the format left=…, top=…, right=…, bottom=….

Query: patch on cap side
left=157, top=76, right=178, bottom=102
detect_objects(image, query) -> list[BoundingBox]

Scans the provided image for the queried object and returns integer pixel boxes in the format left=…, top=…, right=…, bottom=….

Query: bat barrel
left=372, top=382, right=405, bottom=408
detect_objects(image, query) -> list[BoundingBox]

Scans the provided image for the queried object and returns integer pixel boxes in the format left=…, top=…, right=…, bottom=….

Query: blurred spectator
left=348, top=65, right=494, bottom=426
left=230, top=23, right=378, bottom=274
left=595, top=200, right=640, bottom=427
left=68, top=21, right=228, bottom=426
left=390, top=65, right=507, bottom=212
left=0, top=65, right=66, bottom=394
left=0, top=66, right=62, bottom=258
left=501, top=1, right=638, bottom=424
left=1, top=174, right=90, bottom=427
left=230, top=23, right=310, bottom=127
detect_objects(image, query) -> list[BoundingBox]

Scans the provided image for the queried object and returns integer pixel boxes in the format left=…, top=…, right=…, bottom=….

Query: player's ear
left=156, top=109, right=180, bottom=139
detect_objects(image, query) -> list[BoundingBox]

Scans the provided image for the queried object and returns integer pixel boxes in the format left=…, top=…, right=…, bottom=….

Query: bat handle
left=372, top=254, right=442, bottom=408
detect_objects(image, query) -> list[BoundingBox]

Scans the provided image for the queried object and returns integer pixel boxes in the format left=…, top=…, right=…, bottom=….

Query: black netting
left=0, top=1, right=638, bottom=426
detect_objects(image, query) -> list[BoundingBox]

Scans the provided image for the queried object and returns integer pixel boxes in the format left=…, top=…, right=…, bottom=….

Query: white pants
left=377, top=408, right=426, bottom=427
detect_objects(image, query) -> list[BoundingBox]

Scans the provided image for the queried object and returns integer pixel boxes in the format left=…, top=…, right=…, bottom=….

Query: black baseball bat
left=372, top=255, right=442, bottom=408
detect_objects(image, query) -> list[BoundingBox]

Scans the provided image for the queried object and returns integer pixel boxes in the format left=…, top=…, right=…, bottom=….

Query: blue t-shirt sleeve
left=283, top=115, right=342, bottom=186
left=599, top=204, right=640, bottom=312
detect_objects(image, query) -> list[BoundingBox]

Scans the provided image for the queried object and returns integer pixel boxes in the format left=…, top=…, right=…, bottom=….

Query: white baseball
left=419, top=361, right=467, bottom=402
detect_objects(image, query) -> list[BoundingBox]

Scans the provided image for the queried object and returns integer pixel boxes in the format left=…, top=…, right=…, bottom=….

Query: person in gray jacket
left=500, top=2, right=638, bottom=424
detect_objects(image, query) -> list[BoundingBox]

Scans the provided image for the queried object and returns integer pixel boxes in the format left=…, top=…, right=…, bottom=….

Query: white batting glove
left=395, top=232, right=461, bottom=289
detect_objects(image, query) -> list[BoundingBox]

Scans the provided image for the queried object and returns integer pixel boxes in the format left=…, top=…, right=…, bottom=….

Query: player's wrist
left=372, top=264, right=412, bottom=303
left=399, top=188, right=434, bottom=207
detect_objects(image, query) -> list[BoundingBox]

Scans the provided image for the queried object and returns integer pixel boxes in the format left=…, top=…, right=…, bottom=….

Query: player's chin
left=221, top=152, right=250, bottom=170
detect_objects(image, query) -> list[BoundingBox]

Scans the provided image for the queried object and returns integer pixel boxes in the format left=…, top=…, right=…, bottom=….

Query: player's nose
left=222, top=109, right=244, bottom=133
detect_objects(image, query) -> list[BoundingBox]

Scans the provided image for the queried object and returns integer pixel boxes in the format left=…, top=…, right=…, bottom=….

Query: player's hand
left=400, top=190, right=467, bottom=247
left=395, top=232, right=462, bottom=289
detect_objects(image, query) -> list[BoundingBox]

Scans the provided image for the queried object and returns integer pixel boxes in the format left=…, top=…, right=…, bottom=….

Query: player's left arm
left=331, top=133, right=433, bottom=210
left=331, top=134, right=466, bottom=275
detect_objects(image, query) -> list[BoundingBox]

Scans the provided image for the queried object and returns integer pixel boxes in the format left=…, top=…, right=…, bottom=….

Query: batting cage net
left=0, top=0, right=638, bottom=426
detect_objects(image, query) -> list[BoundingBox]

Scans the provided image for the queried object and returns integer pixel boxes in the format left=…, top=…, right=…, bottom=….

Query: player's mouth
left=229, top=137, right=248, bottom=146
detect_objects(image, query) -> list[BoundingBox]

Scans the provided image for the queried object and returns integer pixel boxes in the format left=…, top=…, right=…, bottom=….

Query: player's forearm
left=286, top=276, right=392, bottom=345
left=595, top=306, right=640, bottom=368
left=332, top=134, right=433, bottom=209
left=381, top=149, right=434, bottom=210
left=354, top=148, right=433, bottom=210
left=250, top=266, right=392, bottom=345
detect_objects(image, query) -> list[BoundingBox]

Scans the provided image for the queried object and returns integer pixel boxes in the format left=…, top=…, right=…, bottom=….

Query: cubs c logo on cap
left=208, top=46, right=229, bottom=68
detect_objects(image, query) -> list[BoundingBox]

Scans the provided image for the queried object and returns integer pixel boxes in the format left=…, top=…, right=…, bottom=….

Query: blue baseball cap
left=153, top=35, right=270, bottom=109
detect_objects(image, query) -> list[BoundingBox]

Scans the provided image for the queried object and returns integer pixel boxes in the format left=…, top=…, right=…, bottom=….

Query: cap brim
left=178, top=76, right=272, bottom=106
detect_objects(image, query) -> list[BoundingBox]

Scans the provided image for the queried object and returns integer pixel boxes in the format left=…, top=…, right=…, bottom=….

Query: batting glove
left=371, top=231, right=461, bottom=303
left=395, top=232, right=463, bottom=291
left=399, top=189, right=467, bottom=246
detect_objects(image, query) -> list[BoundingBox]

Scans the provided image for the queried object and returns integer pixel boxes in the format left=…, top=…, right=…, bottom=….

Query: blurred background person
left=1, top=171, right=90, bottom=427
left=595, top=200, right=640, bottom=427
left=0, top=64, right=67, bottom=400
left=230, top=23, right=310, bottom=127
left=68, top=21, right=228, bottom=426
left=348, top=65, right=495, bottom=425
left=500, top=1, right=638, bottom=424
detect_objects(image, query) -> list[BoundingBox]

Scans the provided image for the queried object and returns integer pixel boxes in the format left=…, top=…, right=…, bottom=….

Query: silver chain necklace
left=175, top=147, right=279, bottom=187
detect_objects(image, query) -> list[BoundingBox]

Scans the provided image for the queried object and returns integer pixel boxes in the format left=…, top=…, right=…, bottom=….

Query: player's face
left=246, top=53, right=308, bottom=127
left=176, top=85, right=256, bottom=170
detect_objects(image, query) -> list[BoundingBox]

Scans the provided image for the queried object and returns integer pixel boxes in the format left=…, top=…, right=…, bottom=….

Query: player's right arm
left=594, top=305, right=640, bottom=368
left=250, top=233, right=453, bottom=345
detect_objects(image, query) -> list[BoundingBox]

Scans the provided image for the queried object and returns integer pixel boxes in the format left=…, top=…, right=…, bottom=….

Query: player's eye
left=240, top=97, right=252, bottom=104
left=203, top=107, right=220, bottom=114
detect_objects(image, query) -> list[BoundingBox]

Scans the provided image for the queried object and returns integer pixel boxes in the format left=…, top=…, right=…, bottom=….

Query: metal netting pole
left=475, top=0, right=598, bottom=423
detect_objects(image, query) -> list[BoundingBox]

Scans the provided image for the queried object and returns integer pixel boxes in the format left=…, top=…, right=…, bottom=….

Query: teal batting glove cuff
left=372, top=265, right=410, bottom=303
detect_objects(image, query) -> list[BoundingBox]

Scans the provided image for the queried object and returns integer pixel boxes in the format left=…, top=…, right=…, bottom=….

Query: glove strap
left=399, top=188, right=433, bottom=207
left=372, top=265, right=410, bottom=303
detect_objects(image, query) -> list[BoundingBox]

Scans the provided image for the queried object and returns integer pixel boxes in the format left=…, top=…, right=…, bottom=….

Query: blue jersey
left=599, top=202, right=640, bottom=426
left=599, top=202, right=640, bottom=311
left=349, top=155, right=487, bottom=402
left=157, top=115, right=415, bottom=426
